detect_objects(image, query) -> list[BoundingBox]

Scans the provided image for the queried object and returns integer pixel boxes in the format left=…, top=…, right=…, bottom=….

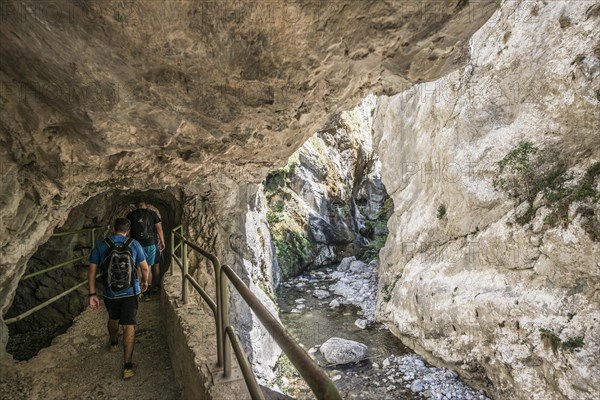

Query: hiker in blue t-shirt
left=88, top=218, right=149, bottom=380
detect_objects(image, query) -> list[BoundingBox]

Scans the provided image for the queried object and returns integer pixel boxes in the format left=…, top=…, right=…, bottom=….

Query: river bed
left=274, top=260, right=490, bottom=400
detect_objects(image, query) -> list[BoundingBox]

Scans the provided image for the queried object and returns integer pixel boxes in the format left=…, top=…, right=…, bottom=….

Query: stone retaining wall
left=161, top=270, right=251, bottom=400
left=161, top=272, right=214, bottom=400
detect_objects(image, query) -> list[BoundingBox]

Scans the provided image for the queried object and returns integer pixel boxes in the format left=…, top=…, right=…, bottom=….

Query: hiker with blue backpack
left=88, top=217, right=150, bottom=380
left=126, top=199, right=165, bottom=299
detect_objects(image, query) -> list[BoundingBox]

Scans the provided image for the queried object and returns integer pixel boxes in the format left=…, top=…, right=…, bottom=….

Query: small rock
left=313, top=289, right=331, bottom=299
left=382, top=357, right=390, bottom=368
left=329, top=299, right=340, bottom=308
left=354, top=319, right=368, bottom=329
left=338, top=256, right=356, bottom=271
left=444, top=370, right=458, bottom=379
left=411, top=379, right=424, bottom=393
left=349, top=260, right=368, bottom=273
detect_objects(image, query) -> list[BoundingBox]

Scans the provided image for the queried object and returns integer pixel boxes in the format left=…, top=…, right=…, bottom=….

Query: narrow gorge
left=1, top=1, right=599, bottom=400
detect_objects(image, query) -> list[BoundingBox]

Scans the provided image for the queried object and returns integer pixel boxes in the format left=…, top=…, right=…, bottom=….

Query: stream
left=274, top=259, right=490, bottom=400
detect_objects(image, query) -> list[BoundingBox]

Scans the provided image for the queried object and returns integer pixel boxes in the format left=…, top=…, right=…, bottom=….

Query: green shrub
left=379, top=197, right=394, bottom=219
left=337, top=203, right=350, bottom=219
left=272, top=354, right=301, bottom=393
left=539, top=328, right=585, bottom=353
left=494, top=143, right=599, bottom=239
left=540, top=328, right=561, bottom=354
left=493, top=141, right=539, bottom=200
left=273, top=230, right=311, bottom=278
left=562, top=336, right=584, bottom=351
left=363, top=235, right=387, bottom=261
left=265, top=171, right=285, bottom=193
left=361, top=197, right=393, bottom=261
left=437, top=204, right=447, bottom=219
left=266, top=210, right=284, bottom=224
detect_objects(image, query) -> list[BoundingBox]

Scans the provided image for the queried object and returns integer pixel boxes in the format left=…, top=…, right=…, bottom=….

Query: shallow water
left=276, top=265, right=421, bottom=400
left=278, top=269, right=409, bottom=359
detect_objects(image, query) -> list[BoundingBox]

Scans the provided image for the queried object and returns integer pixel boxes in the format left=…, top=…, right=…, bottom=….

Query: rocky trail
left=0, top=296, right=181, bottom=400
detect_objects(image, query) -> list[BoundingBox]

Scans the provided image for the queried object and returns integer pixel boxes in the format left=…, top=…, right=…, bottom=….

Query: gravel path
left=0, top=296, right=181, bottom=400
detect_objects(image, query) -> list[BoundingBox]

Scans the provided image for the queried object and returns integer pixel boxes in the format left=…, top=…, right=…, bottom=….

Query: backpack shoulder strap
left=124, top=237, right=134, bottom=248
left=100, top=238, right=116, bottom=270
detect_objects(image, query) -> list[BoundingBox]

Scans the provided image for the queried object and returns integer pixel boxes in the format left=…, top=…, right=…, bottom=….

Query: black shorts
left=104, top=296, right=138, bottom=325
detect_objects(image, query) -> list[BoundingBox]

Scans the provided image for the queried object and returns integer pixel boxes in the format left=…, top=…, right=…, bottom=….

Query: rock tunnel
left=1, top=1, right=599, bottom=400
left=5, top=188, right=183, bottom=359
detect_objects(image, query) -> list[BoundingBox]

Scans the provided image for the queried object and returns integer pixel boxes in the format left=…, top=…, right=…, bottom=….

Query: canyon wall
left=1, top=0, right=495, bottom=364
left=374, top=1, right=600, bottom=399
left=264, top=96, right=389, bottom=278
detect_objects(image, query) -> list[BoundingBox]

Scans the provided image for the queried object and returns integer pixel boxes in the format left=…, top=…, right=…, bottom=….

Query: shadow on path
left=1, top=296, right=181, bottom=400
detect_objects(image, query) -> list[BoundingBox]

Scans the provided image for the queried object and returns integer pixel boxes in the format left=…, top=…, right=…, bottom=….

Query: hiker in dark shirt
left=88, top=218, right=149, bottom=379
left=126, top=200, right=165, bottom=296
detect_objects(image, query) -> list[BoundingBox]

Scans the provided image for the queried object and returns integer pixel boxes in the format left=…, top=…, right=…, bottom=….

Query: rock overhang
left=0, top=0, right=499, bottom=355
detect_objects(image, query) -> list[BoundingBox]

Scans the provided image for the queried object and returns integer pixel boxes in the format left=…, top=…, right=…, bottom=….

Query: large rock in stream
left=319, top=337, right=368, bottom=365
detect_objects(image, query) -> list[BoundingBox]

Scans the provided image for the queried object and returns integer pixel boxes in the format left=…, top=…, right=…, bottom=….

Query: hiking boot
left=110, top=341, right=119, bottom=352
left=123, top=363, right=135, bottom=380
left=143, top=292, right=153, bottom=302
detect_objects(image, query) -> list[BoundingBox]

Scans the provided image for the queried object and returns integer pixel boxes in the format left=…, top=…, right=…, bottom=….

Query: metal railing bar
left=173, top=242, right=182, bottom=253
left=51, top=226, right=102, bottom=238
left=182, top=243, right=189, bottom=304
left=221, top=264, right=342, bottom=400
left=185, top=273, right=218, bottom=316
left=21, top=256, right=86, bottom=281
left=224, top=326, right=266, bottom=400
left=170, top=228, right=340, bottom=399
left=5, top=274, right=101, bottom=325
left=172, top=255, right=183, bottom=271
left=220, top=264, right=232, bottom=378
left=173, top=230, right=225, bottom=368
left=173, top=232, right=218, bottom=264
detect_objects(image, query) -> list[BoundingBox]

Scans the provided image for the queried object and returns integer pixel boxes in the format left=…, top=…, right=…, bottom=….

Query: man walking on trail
left=88, top=218, right=149, bottom=379
left=127, top=200, right=165, bottom=297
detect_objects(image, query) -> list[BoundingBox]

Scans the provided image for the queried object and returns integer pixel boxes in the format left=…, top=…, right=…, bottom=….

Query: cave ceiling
left=0, top=0, right=498, bottom=190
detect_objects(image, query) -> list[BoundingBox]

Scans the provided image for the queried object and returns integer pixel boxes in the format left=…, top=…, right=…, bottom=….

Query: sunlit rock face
left=374, top=1, right=600, bottom=399
left=0, top=0, right=497, bottom=358
left=264, top=96, right=389, bottom=278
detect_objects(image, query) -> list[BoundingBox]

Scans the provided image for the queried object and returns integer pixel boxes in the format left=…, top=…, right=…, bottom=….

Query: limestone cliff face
left=171, top=181, right=282, bottom=383
left=374, top=1, right=600, bottom=399
left=264, top=96, right=389, bottom=278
